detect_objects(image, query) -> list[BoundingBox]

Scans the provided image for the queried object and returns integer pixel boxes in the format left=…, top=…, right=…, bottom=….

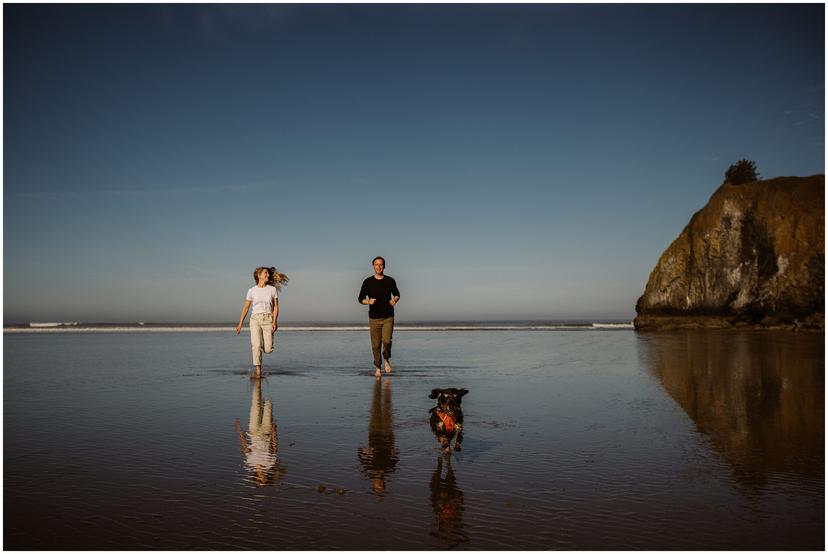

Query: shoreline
left=3, top=322, right=635, bottom=333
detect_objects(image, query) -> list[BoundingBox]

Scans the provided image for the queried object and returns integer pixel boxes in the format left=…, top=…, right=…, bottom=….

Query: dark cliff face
left=635, top=175, right=824, bottom=330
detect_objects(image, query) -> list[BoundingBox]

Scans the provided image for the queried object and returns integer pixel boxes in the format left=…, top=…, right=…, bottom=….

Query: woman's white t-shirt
left=246, top=285, right=278, bottom=314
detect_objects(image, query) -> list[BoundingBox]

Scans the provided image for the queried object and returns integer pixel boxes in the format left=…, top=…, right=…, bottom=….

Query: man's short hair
left=372, top=256, right=386, bottom=266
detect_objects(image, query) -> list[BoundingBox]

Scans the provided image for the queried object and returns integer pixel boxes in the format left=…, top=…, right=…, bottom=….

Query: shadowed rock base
left=634, top=312, right=824, bottom=331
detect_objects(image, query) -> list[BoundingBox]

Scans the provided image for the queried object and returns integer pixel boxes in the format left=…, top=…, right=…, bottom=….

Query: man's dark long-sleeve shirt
left=358, top=276, right=400, bottom=319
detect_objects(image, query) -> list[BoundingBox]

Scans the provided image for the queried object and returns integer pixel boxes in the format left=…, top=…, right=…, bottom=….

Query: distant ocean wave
left=5, top=321, right=634, bottom=333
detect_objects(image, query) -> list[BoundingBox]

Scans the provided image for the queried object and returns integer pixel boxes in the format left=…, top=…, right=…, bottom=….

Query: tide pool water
left=4, top=329, right=823, bottom=549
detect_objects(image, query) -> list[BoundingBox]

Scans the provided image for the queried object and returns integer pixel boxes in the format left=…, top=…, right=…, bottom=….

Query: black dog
left=428, top=388, right=468, bottom=452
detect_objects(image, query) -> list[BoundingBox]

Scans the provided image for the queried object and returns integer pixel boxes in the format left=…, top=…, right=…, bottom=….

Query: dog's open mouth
left=436, top=410, right=457, bottom=432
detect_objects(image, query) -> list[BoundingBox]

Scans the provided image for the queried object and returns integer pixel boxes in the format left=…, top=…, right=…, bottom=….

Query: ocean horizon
left=4, top=319, right=636, bottom=332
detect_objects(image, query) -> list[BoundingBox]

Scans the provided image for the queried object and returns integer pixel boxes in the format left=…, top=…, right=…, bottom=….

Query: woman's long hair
left=253, top=266, right=289, bottom=292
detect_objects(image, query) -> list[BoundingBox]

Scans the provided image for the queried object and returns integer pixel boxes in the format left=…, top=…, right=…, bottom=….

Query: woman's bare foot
left=374, top=366, right=382, bottom=378
left=384, top=359, right=392, bottom=374
left=254, top=366, right=262, bottom=379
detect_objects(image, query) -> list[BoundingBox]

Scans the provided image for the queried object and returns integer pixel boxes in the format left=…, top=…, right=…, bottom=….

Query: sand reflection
left=637, top=331, right=824, bottom=489
left=358, top=377, right=399, bottom=497
left=430, top=454, right=468, bottom=545
left=235, top=379, right=286, bottom=486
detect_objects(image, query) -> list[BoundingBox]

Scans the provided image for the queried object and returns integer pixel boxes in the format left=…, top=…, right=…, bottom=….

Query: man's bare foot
left=384, top=359, right=392, bottom=374
left=254, top=366, right=262, bottom=379
left=374, top=366, right=382, bottom=377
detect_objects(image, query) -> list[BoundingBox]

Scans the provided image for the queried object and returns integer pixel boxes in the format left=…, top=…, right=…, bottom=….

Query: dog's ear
left=429, top=389, right=441, bottom=399
left=458, top=388, right=469, bottom=397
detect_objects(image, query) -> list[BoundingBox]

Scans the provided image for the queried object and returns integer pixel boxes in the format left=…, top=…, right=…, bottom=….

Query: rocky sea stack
left=635, top=175, right=824, bottom=331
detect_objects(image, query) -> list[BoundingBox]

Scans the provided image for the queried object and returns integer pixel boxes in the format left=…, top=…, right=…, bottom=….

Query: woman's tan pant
left=369, top=316, right=394, bottom=368
left=250, top=313, right=274, bottom=366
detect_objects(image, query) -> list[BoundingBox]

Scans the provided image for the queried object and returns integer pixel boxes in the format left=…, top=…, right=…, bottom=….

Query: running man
left=358, top=256, right=401, bottom=377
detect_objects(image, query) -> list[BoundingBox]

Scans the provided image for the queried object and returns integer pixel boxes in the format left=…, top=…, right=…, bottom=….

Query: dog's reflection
left=429, top=454, right=468, bottom=545
left=235, top=379, right=286, bottom=486
left=358, top=377, right=399, bottom=497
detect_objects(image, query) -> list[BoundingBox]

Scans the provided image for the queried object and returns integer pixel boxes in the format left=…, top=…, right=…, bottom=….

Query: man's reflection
left=235, top=379, right=286, bottom=486
left=358, top=377, right=399, bottom=496
left=429, top=454, right=468, bottom=545
left=637, top=331, right=824, bottom=489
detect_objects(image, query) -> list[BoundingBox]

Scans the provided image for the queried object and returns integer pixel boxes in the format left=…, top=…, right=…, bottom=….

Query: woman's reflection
left=235, top=379, right=286, bottom=486
left=429, top=454, right=468, bottom=545
left=358, top=377, right=399, bottom=497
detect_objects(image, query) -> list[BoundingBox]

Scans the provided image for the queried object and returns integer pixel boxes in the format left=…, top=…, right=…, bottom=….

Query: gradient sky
left=4, top=4, right=824, bottom=323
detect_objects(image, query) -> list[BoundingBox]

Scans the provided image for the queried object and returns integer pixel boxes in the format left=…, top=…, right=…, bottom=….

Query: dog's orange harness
left=436, top=410, right=456, bottom=433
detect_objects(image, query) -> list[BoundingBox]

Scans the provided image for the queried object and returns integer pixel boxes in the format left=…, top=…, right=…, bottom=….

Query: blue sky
left=4, top=4, right=824, bottom=323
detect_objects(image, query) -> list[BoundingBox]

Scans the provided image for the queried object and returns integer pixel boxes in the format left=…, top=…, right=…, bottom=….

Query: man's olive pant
left=369, top=316, right=394, bottom=368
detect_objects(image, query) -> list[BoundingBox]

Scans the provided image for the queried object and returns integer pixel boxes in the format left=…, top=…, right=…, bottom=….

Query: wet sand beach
left=4, top=329, right=823, bottom=549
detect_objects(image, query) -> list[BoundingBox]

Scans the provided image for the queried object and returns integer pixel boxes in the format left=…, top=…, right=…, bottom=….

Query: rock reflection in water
left=429, top=454, right=468, bottom=546
left=357, top=377, right=399, bottom=496
left=637, top=331, right=824, bottom=489
left=235, top=379, right=286, bottom=486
